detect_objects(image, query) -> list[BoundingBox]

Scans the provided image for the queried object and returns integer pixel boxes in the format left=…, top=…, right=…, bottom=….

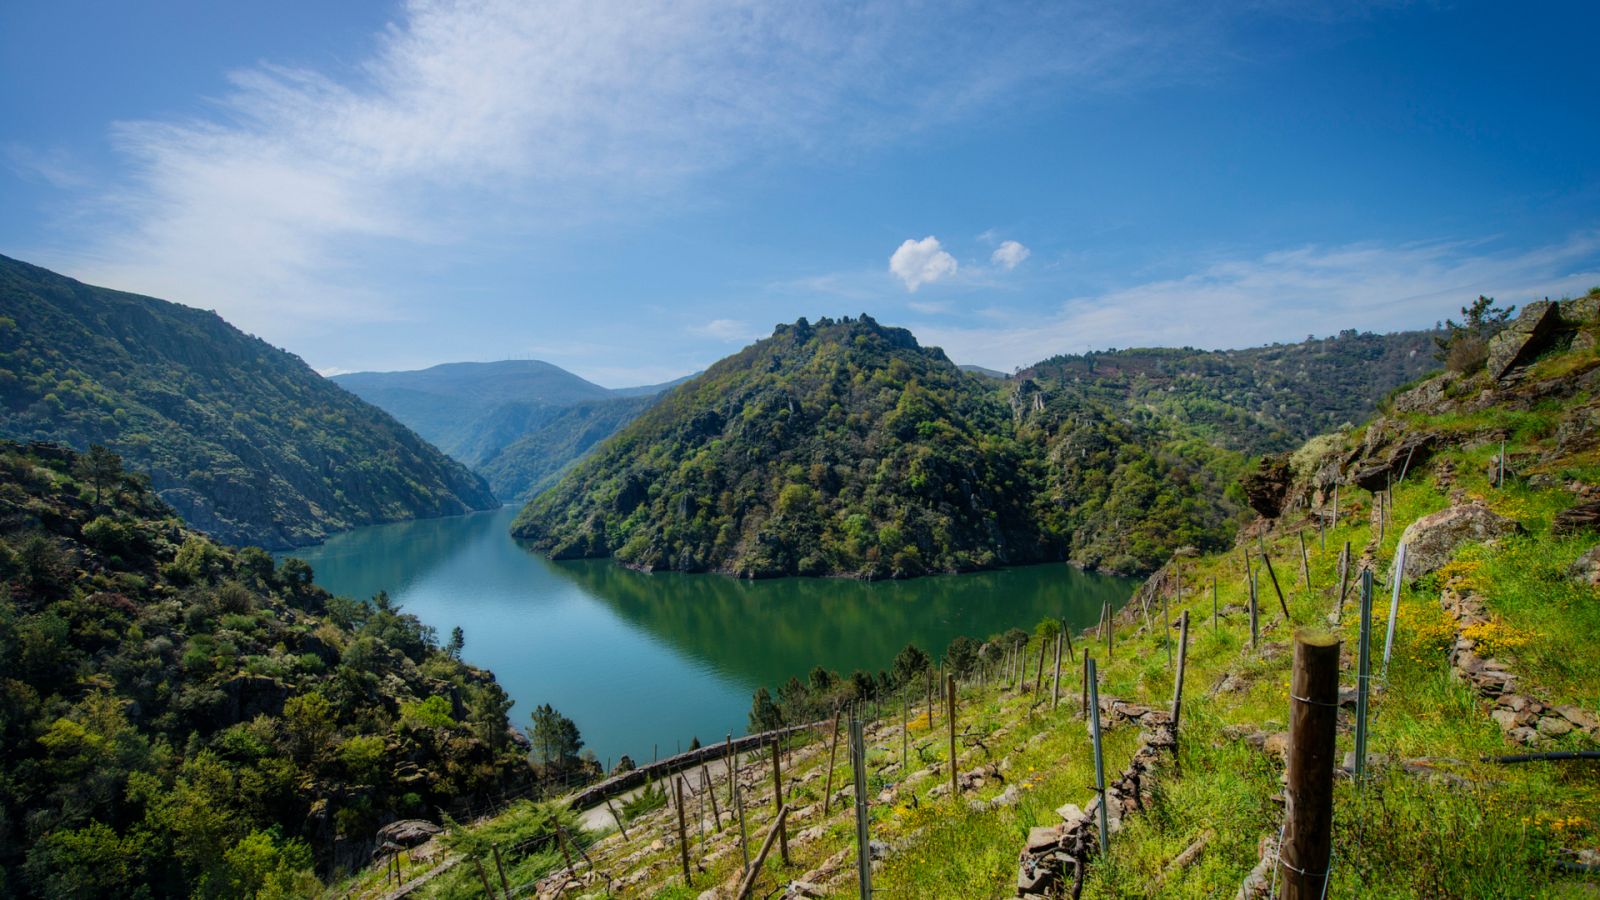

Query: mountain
left=513, top=316, right=1443, bottom=578
left=513, top=315, right=1060, bottom=578
left=0, top=254, right=497, bottom=549
left=1016, top=328, right=1440, bottom=455
left=478, top=394, right=658, bottom=502
left=335, top=362, right=691, bottom=498
left=0, top=440, right=531, bottom=896
left=332, top=360, right=614, bottom=465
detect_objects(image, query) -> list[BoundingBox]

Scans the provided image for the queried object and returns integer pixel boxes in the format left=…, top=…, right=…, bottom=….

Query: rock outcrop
left=1395, top=503, right=1522, bottom=581
left=1569, top=545, right=1600, bottom=587
left=1241, top=455, right=1292, bottom=519
left=1487, top=301, right=1564, bottom=380
left=1554, top=500, right=1600, bottom=536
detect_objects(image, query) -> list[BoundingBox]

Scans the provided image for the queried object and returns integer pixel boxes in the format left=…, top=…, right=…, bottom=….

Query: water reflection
left=283, top=507, right=1136, bottom=765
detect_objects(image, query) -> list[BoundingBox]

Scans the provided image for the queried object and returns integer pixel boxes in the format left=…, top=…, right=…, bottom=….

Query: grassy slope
left=357, top=335, right=1600, bottom=899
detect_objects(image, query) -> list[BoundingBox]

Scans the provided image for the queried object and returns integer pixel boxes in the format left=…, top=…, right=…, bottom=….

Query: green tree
left=445, top=626, right=465, bottom=660
left=891, top=642, right=931, bottom=688
left=1434, top=295, right=1515, bottom=372
left=529, top=704, right=583, bottom=771
left=74, top=444, right=122, bottom=509
left=943, top=635, right=978, bottom=676
left=748, top=687, right=784, bottom=732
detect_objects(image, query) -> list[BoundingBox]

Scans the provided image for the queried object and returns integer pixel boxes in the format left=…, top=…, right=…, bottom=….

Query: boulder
left=1569, top=545, right=1600, bottom=587
left=1554, top=501, right=1600, bottom=536
left=375, top=819, right=441, bottom=847
left=1240, top=454, right=1291, bottom=518
left=1487, top=300, right=1562, bottom=380
left=1351, top=434, right=1435, bottom=492
left=1395, top=504, right=1522, bottom=581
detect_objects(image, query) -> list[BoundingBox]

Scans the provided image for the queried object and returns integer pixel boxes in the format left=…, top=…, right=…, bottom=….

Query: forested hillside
left=478, top=395, right=656, bottom=502
left=1019, top=328, right=1438, bottom=454
left=0, top=255, right=497, bottom=549
left=515, top=318, right=1440, bottom=577
left=0, top=440, right=531, bottom=897
left=332, top=361, right=615, bottom=466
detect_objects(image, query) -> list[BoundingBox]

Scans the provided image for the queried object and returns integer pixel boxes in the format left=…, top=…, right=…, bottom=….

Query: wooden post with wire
left=1298, top=530, right=1312, bottom=591
left=703, top=760, right=722, bottom=829
left=492, top=844, right=511, bottom=898
left=674, top=777, right=692, bottom=886
left=770, top=737, right=789, bottom=866
left=851, top=714, right=872, bottom=900
left=1087, top=657, right=1108, bottom=859
left=823, top=707, right=842, bottom=815
left=947, top=673, right=959, bottom=796
left=606, top=798, right=629, bottom=839
left=735, top=805, right=789, bottom=900
left=473, top=857, right=497, bottom=898
left=1262, top=551, right=1290, bottom=620
left=1052, top=631, right=1063, bottom=710
left=1281, top=629, right=1341, bottom=898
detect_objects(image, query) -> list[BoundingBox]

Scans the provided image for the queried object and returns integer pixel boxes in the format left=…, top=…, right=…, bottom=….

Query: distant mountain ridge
left=0, top=254, right=497, bottom=548
left=514, top=316, right=1442, bottom=577
left=334, top=361, right=690, bottom=499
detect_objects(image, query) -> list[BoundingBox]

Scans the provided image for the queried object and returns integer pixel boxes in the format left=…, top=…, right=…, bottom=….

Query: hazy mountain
left=0, top=254, right=497, bottom=548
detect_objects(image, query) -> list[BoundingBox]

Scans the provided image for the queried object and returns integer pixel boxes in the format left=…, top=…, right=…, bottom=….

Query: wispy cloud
left=35, top=0, right=1238, bottom=341
left=919, top=233, right=1600, bottom=369
left=691, top=318, right=762, bottom=342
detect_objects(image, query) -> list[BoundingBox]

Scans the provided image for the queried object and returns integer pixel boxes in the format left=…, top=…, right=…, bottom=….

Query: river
left=281, top=506, right=1136, bottom=768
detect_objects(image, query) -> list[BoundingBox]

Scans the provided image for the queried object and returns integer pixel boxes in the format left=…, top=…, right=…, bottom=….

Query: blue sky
left=3, top=1, right=1597, bottom=386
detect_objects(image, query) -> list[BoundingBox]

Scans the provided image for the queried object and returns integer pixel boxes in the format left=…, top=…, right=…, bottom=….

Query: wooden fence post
left=770, top=737, right=789, bottom=865
left=901, top=694, right=908, bottom=773
left=606, top=798, right=629, bottom=839
left=1034, top=639, right=1047, bottom=703
left=1249, top=565, right=1259, bottom=650
left=823, top=708, right=842, bottom=815
left=735, top=775, right=750, bottom=873
left=1382, top=542, right=1407, bottom=681
left=1087, top=657, right=1108, bottom=859
left=1163, top=581, right=1172, bottom=668
left=1298, top=530, right=1311, bottom=590
left=735, top=806, right=789, bottom=900
left=1262, top=551, right=1290, bottom=620
left=1211, top=576, right=1218, bottom=631
left=473, top=857, right=497, bottom=898
left=1052, top=631, right=1063, bottom=710
left=1281, top=629, right=1341, bottom=898
left=1354, top=569, right=1374, bottom=781
left=1171, top=611, right=1190, bottom=739
left=492, top=844, right=511, bottom=898
left=1105, top=602, right=1114, bottom=659
left=1081, top=651, right=1090, bottom=717
left=1335, top=541, right=1350, bottom=623
left=675, top=777, right=692, bottom=886
left=703, top=760, right=722, bottom=830
left=1062, top=616, right=1074, bottom=663
left=947, top=673, right=958, bottom=796
left=850, top=713, right=873, bottom=900
left=725, top=733, right=735, bottom=809
left=926, top=668, right=934, bottom=728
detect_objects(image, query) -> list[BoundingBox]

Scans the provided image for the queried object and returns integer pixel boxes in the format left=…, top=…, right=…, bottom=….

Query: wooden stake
left=1298, top=530, right=1311, bottom=591
left=1034, top=639, right=1047, bottom=705
left=703, top=760, right=722, bottom=830
left=851, top=714, right=873, bottom=900
left=725, top=733, right=735, bottom=809
left=1249, top=565, right=1259, bottom=650
left=1105, top=602, right=1113, bottom=659
left=1171, top=611, right=1190, bottom=768
left=1052, top=631, right=1063, bottom=710
left=901, top=694, right=908, bottom=773
left=1087, top=657, right=1108, bottom=859
left=1281, top=630, right=1341, bottom=899
left=1354, top=569, right=1374, bottom=780
left=734, top=805, right=789, bottom=900
left=492, top=844, right=511, bottom=898
left=1163, top=582, right=1172, bottom=669
left=605, top=798, right=629, bottom=839
left=823, top=709, right=842, bottom=815
left=1382, top=542, right=1407, bottom=682
left=1081, top=651, right=1090, bottom=717
left=674, top=777, right=692, bottom=885
left=473, top=857, right=497, bottom=898
left=947, top=673, right=959, bottom=796
left=1262, top=551, right=1290, bottom=620
left=1062, top=616, right=1075, bottom=663
left=1211, top=576, right=1218, bottom=631
left=926, top=668, right=934, bottom=728
left=735, top=775, right=750, bottom=873
left=1332, top=484, right=1339, bottom=528
left=770, top=737, right=789, bottom=865
left=1335, top=541, right=1350, bottom=623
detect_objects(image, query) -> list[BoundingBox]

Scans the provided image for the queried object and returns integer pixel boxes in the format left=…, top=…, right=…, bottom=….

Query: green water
left=282, top=507, right=1136, bottom=767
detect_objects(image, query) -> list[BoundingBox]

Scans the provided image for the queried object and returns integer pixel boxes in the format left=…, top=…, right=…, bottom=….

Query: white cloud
left=30, top=0, right=1230, bottom=342
left=920, top=232, right=1600, bottom=370
left=691, top=318, right=761, bottom=342
left=890, top=236, right=959, bottom=292
left=991, top=240, right=1030, bottom=271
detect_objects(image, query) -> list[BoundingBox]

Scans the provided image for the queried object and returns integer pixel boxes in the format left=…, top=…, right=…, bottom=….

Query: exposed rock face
left=1351, top=433, right=1435, bottom=492
left=1241, top=454, right=1291, bottom=518
left=1487, top=301, right=1562, bottom=380
left=1554, top=500, right=1600, bottom=536
left=1395, top=503, right=1522, bottom=581
left=1569, top=545, right=1600, bottom=587
left=375, top=819, right=441, bottom=847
